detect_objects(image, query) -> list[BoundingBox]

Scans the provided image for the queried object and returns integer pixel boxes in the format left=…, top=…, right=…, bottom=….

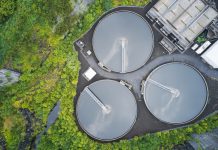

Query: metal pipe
left=121, top=39, right=126, bottom=73
left=147, top=79, right=180, bottom=97
left=85, top=87, right=110, bottom=113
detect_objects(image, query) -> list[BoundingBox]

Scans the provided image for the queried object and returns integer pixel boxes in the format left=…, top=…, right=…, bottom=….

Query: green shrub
left=103, top=0, right=113, bottom=11
left=0, top=0, right=16, bottom=23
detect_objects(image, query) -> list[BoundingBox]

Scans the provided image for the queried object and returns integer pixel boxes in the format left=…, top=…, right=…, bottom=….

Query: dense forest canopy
left=0, top=0, right=217, bottom=149
left=0, top=0, right=16, bottom=24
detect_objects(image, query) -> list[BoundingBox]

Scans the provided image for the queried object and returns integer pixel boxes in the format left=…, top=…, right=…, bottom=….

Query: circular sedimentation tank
left=92, top=11, right=154, bottom=73
left=76, top=80, right=137, bottom=141
left=143, top=63, right=208, bottom=124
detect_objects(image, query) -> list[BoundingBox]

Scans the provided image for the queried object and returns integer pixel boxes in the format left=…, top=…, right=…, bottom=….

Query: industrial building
left=147, top=0, right=218, bottom=52
left=74, top=0, right=218, bottom=142
left=201, top=40, right=218, bottom=68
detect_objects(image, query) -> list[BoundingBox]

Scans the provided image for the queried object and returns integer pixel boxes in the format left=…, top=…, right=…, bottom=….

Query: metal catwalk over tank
left=76, top=80, right=137, bottom=141
left=92, top=11, right=154, bottom=73
left=142, top=63, right=208, bottom=124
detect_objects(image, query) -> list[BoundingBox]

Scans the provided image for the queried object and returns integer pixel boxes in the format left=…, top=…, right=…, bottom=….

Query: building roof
left=83, top=67, right=96, bottom=81
left=148, top=0, right=218, bottom=49
left=201, top=40, right=218, bottom=68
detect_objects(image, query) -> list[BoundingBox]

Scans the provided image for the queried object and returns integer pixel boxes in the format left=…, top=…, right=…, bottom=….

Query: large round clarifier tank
left=92, top=11, right=154, bottom=73
left=143, top=63, right=208, bottom=124
left=76, top=80, right=137, bottom=141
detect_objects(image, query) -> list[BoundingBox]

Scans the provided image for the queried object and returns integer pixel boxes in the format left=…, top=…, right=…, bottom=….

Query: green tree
left=103, top=0, right=113, bottom=11
left=0, top=0, right=16, bottom=23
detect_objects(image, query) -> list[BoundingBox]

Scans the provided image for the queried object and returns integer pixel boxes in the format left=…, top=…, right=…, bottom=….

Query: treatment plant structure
left=74, top=0, right=218, bottom=142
